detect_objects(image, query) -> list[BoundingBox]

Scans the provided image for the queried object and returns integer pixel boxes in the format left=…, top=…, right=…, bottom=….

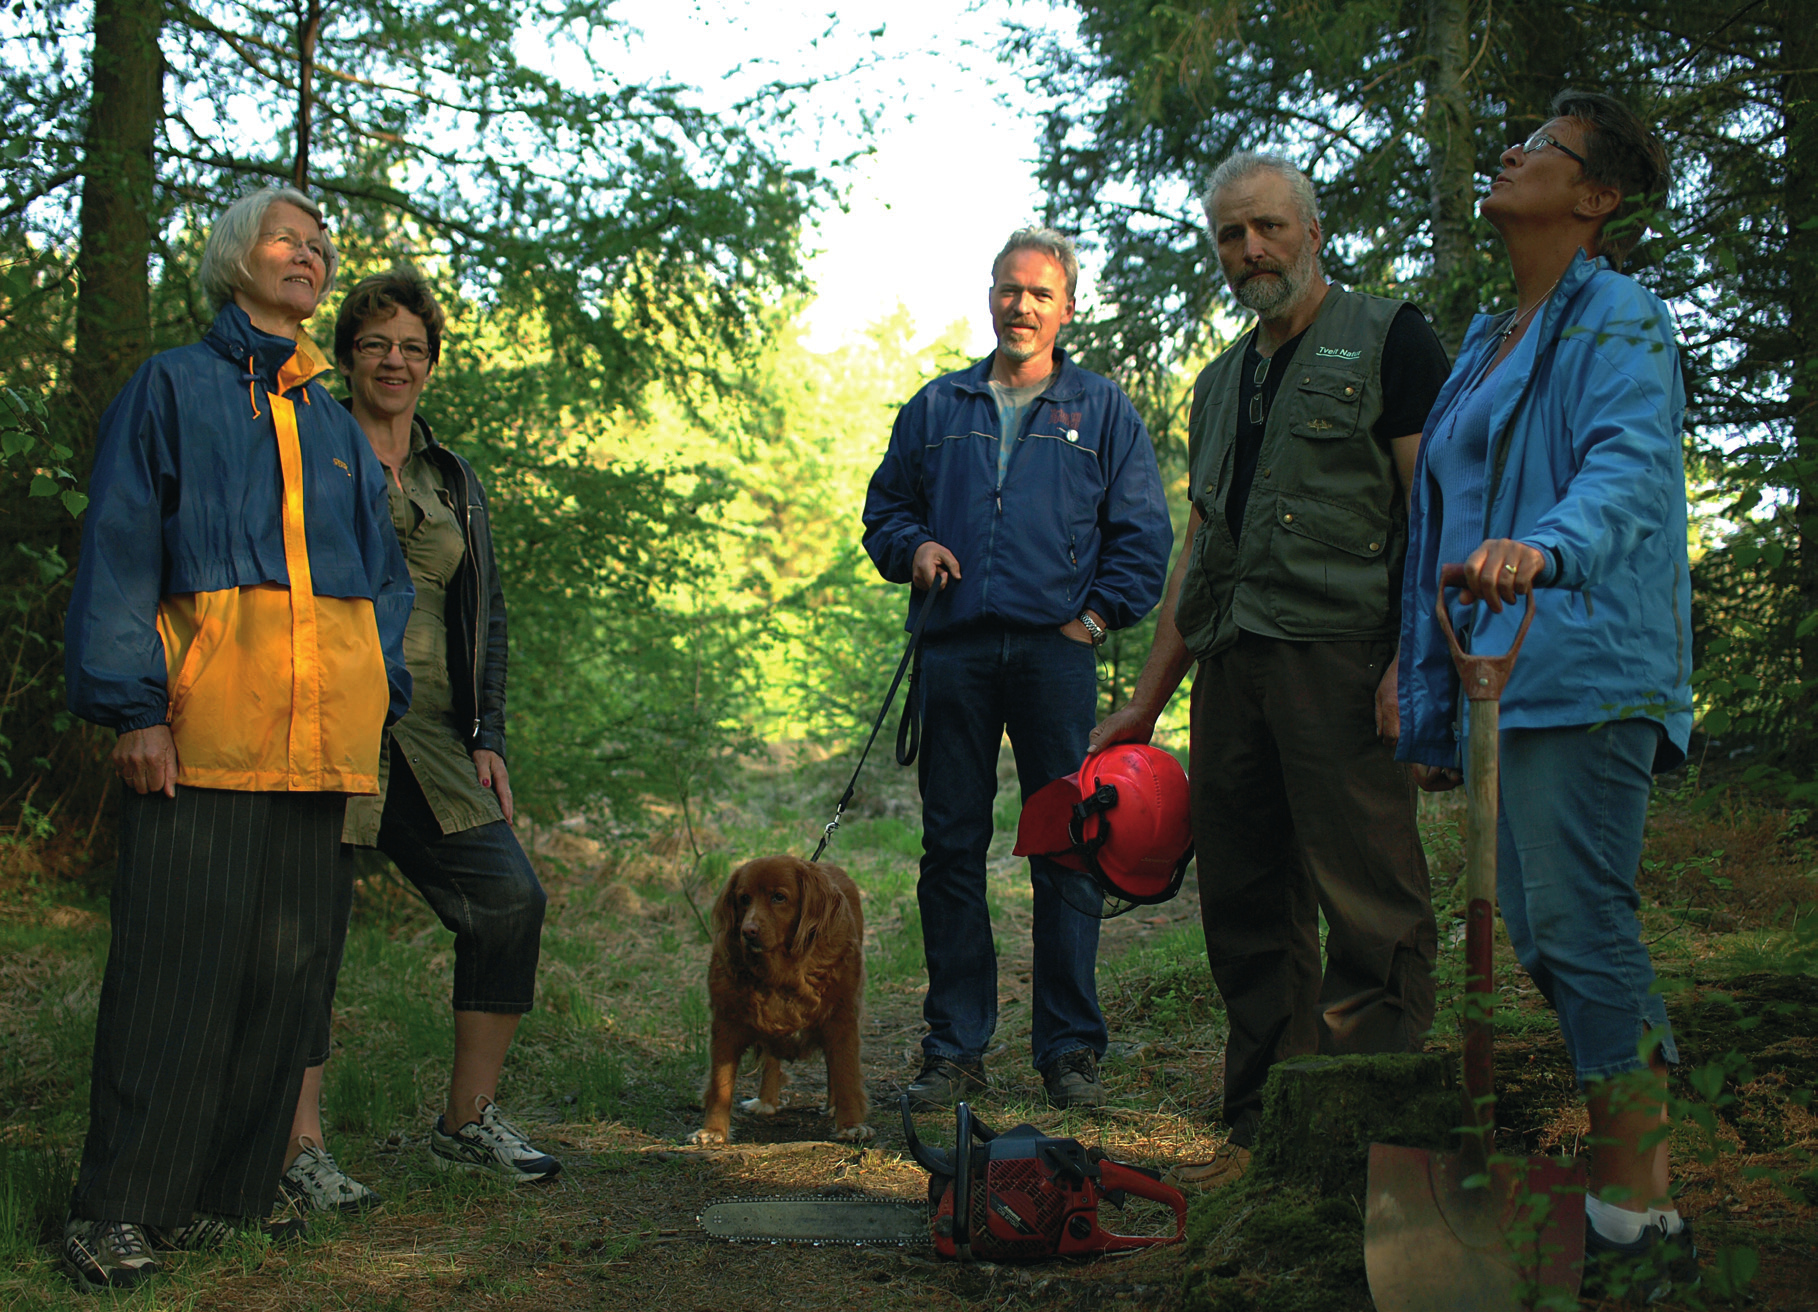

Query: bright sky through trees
left=604, top=0, right=1079, bottom=354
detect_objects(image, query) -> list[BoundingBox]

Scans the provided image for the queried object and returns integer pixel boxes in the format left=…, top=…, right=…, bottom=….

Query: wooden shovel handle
left=1434, top=564, right=1536, bottom=703
left=1434, top=564, right=1536, bottom=1164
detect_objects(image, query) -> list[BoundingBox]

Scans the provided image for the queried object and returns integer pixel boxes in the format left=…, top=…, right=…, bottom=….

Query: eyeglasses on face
left=353, top=336, right=431, bottom=362
left=1520, top=131, right=1587, bottom=168
left=260, top=227, right=329, bottom=264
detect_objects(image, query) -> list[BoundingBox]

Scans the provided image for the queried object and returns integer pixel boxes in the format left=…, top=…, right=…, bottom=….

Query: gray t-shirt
left=990, top=373, right=1053, bottom=483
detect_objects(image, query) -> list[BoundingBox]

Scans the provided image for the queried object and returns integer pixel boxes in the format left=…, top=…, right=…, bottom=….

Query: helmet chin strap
left=1066, top=782, right=1120, bottom=866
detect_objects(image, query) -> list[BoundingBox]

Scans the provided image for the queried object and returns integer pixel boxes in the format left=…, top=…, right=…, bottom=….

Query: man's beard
left=1230, top=241, right=1318, bottom=315
left=997, top=320, right=1040, bottom=363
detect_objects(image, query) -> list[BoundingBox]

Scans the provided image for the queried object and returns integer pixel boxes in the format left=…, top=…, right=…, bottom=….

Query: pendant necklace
left=1498, top=275, right=1562, bottom=342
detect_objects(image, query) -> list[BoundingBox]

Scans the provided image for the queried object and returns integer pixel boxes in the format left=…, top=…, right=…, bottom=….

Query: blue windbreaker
left=65, top=303, right=413, bottom=793
left=862, top=349, right=1172, bottom=636
left=1397, top=251, right=1692, bottom=773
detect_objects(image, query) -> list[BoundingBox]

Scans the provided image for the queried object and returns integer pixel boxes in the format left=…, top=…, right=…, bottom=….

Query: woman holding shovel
left=1396, top=91, right=1695, bottom=1299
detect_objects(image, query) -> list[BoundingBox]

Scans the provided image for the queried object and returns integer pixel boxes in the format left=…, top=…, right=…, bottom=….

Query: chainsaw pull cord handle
left=952, top=1101, right=974, bottom=1260
left=1435, top=563, right=1535, bottom=1171
left=812, top=575, right=947, bottom=863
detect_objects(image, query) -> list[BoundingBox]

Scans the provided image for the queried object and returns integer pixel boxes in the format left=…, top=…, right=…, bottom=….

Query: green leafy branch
left=0, top=386, right=86, bottom=518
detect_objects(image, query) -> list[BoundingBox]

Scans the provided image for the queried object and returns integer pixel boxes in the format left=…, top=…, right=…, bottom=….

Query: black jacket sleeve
left=468, top=463, right=510, bottom=760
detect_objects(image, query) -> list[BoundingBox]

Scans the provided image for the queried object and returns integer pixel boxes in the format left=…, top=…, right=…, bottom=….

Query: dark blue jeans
left=916, top=624, right=1104, bottom=1072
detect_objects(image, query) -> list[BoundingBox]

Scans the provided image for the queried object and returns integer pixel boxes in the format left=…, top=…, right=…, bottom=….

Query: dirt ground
left=152, top=876, right=1220, bottom=1312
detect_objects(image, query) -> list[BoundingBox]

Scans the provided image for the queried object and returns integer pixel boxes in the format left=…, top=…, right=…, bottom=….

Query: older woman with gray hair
left=60, top=185, right=411, bottom=1292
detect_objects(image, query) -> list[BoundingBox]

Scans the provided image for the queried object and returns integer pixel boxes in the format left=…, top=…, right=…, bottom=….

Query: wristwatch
left=1078, top=612, right=1108, bottom=646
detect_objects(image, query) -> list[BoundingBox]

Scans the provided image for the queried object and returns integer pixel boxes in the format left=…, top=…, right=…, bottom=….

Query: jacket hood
left=203, top=302, right=335, bottom=398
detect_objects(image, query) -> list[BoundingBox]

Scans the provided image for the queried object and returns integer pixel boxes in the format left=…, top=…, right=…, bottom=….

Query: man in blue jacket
left=863, top=227, right=1171, bottom=1109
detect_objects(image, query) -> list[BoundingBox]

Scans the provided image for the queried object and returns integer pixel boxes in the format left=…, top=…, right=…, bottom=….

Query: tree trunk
left=1421, top=0, right=1476, bottom=356
left=1784, top=5, right=1818, bottom=698
left=294, top=0, right=321, bottom=190
left=70, top=0, right=162, bottom=454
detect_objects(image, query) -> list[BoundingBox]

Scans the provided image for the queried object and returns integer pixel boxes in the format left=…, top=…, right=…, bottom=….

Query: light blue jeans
left=1495, top=719, right=1678, bottom=1084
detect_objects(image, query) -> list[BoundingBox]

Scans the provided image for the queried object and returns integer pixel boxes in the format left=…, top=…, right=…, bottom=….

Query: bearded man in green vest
left=1091, top=151, right=1448, bottom=1157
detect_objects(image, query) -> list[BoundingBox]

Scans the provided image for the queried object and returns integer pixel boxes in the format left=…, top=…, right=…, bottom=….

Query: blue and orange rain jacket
left=65, top=303, right=413, bottom=794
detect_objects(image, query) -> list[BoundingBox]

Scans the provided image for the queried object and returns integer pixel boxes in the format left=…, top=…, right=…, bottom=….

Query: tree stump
left=1251, top=1052, right=1460, bottom=1199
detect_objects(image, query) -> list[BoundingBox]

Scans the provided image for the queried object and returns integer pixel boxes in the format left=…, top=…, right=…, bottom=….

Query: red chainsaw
left=697, top=1094, right=1187, bottom=1258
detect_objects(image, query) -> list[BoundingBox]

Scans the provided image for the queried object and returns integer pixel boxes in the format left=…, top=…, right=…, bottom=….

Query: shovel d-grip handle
left=1434, top=563, right=1536, bottom=705
left=1435, top=564, right=1535, bottom=1170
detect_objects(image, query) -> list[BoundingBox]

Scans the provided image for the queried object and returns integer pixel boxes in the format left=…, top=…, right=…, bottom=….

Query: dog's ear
left=788, top=859, right=838, bottom=956
left=712, top=863, right=743, bottom=947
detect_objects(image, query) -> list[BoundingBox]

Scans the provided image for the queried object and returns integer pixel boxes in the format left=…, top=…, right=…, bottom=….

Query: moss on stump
left=1253, top=1052, right=1460, bottom=1197
left=1181, top=1052, right=1460, bottom=1312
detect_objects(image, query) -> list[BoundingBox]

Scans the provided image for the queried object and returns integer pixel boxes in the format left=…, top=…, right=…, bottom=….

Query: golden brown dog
left=690, top=856, right=873, bottom=1145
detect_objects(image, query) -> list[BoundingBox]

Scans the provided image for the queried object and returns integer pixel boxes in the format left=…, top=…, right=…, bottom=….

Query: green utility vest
left=1173, top=289, right=1410, bottom=660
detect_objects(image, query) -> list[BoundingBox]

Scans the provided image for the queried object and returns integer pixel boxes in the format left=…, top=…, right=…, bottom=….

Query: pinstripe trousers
left=69, top=787, right=354, bottom=1227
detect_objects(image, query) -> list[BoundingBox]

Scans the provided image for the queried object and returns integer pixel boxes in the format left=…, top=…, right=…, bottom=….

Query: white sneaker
left=428, top=1095, right=561, bottom=1183
left=281, top=1136, right=383, bottom=1213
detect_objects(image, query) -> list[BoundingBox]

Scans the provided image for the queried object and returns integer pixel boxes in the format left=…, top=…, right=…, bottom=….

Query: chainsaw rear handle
left=1083, top=1160, right=1188, bottom=1248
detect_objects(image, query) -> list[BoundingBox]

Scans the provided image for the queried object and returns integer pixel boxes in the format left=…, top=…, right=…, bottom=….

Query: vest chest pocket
left=1289, top=369, right=1365, bottom=442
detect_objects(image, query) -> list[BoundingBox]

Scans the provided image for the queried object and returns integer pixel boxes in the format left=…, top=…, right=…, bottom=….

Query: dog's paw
left=832, top=1123, right=877, bottom=1144
left=738, top=1098, right=780, bottom=1116
left=688, top=1126, right=729, bottom=1146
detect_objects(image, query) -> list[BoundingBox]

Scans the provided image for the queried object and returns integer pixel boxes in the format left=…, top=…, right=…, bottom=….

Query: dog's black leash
left=811, top=576, right=946, bottom=862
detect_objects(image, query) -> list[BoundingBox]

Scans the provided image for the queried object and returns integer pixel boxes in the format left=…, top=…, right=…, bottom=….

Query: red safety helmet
left=1014, top=743, right=1193, bottom=910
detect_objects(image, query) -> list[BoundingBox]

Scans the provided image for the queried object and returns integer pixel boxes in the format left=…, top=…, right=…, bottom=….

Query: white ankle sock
left=1649, top=1206, right=1684, bottom=1235
left=1587, top=1195, right=1652, bottom=1243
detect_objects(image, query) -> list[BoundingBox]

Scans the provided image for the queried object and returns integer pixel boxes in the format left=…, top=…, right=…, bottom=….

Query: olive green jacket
left=1174, top=289, right=1411, bottom=659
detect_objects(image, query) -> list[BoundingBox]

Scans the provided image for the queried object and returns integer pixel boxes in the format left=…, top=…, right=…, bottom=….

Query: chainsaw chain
left=698, top=1193, right=930, bottom=1247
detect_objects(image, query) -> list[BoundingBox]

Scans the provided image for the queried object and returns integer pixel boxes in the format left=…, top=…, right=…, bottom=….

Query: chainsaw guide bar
left=698, top=1196, right=930, bottom=1246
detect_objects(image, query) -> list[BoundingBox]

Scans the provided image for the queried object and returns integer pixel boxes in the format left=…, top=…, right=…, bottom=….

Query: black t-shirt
left=1224, top=302, right=1451, bottom=544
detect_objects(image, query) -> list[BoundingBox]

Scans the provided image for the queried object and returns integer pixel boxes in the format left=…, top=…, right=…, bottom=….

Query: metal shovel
left=1364, top=567, right=1585, bottom=1311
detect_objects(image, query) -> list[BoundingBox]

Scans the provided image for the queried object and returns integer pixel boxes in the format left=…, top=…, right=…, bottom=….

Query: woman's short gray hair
left=1201, top=152, right=1321, bottom=228
left=197, top=186, right=338, bottom=313
left=991, top=226, right=1080, bottom=300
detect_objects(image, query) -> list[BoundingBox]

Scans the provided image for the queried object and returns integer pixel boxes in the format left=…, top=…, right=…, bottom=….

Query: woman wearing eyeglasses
left=1397, top=92, right=1695, bottom=1296
left=278, top=265, right=558, bottom=1215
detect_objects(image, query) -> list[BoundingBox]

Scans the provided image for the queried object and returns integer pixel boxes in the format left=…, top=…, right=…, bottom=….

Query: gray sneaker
left=151, top=1213, right=236, bottom=1251
left=429, top=1096, right=561, bottom=1182
left=152, top=1207, right=307, bottom=1250
left=1041, top=1048, right=1107, bottom=1108
left=281, top=1137, right=383, bottom=1213
left=63, top=1218, right=159, bottom=1293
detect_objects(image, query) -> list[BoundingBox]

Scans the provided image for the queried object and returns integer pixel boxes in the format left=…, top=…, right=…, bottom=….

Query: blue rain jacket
left=65, top=303, right=413, bottom=792
left=862, top=349, right=1172, bottom=636
left=1397, top=251, right=1692, bottom=773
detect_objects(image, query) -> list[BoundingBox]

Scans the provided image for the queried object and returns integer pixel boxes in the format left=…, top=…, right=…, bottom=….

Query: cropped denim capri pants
left=312, top=750, right=546, bottom=1062
left=1493, top=717, right=1678, bottom=1084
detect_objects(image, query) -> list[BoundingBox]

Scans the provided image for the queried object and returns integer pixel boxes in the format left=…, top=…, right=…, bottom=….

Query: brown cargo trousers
left=1189, top=631, right=1438, bottom=1145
